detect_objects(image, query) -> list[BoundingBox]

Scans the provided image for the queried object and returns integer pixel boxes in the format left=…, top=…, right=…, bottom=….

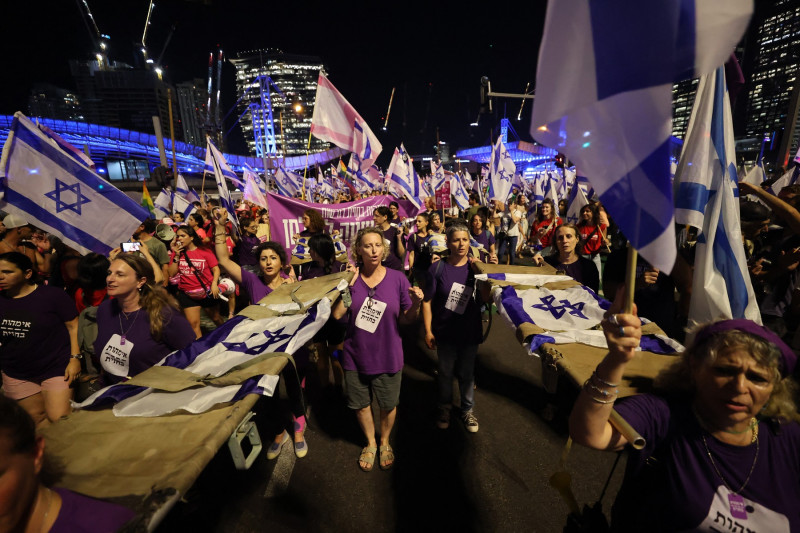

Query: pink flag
left=310, top=73, right=382, bottom=171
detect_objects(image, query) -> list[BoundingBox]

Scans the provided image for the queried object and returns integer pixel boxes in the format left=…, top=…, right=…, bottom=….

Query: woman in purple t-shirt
left=332, top=227, right=423, bottom=472
left=95, top=253, right=195, bottom=385
left=570, top=295, right=800, bottom=532
left=0, top=252, right=80, bottom=428
left=422, top=224, right=484, bottom=433
left=211, top=212, right=309, bottom=459
left=373, top=206, right=405, bottom=271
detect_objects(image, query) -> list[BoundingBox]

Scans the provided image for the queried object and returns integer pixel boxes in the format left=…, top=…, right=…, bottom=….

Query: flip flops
left=359, top=446, right=377, bottom=472
left=379, top=445, right=395, bottom=471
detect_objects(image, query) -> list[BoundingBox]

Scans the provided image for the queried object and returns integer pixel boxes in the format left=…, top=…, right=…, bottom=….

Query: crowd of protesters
left=2, top=172, right=800, bottom=530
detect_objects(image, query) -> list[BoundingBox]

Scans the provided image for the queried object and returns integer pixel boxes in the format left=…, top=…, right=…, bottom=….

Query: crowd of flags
left=3, top=0, right=798, bottom=329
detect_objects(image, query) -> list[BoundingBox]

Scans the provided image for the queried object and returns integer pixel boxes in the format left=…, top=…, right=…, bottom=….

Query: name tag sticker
left=445, top=282, right=471, bottom=314
left=100, top=334, right=133, bottom=377
left=355, top=298, right=387, bottom=333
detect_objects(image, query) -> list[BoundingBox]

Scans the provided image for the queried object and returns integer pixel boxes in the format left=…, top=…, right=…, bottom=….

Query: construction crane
left=141, top=0, right=155, bottom=65
left=74, top=0, right=109, bottom=68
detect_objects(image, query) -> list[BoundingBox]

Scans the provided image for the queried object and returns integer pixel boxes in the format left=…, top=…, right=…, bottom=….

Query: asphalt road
left=157, top=306, right=627, bottom=533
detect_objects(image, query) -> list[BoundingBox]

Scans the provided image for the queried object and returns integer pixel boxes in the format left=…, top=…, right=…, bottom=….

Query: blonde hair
left=351, top=226, right=389, bottom=264
left=654, top=326, right=799, bottom=422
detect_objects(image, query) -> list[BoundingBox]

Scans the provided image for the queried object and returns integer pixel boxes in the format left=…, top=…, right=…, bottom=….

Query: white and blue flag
left=173, top=194, right=196, bottom=220
left=154, top=189, right=172, bottom=218
left=0, top=112, right=148, bottom=255
left=174, top=173, right=192, bottom=200
left=76, top=299, right=331, bottom=416
left=431, top=160, right=447, bottom=192
left=273, top=166, right=303, bottom=198
left=387, top=144, right=422, bottom=208
left=205, top=137, right=240, bottom=234
left=531, top=0, right=752, bottom=273
left=677, top=67, right=760, bottom=324
left=450, top=172, right=470, bottom=211
left=487, top=137, right=515, bottom=203
left=767, top=166, right=799, bottom=196
left=566, top=181, right=590, bottom=224
left=243, top=165, right=268, bottom=208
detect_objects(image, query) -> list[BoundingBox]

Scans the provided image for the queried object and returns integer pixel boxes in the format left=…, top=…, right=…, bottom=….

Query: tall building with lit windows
left=230, top=49, right=329, bottom=157
left=741, top=0, right=800, bottom=168
left=671, top=78, right=699, bottom=139
left=176, top=79, right=208, bottom=148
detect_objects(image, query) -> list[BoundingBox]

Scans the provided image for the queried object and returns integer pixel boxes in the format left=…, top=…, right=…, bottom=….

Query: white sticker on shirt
left=355, top=298, right=387, bottom=334
left=690, top=485, right=789, bottom=532
left=445, top=282, right=471, bottom=315
left=100, top=334, right=133, bottom=377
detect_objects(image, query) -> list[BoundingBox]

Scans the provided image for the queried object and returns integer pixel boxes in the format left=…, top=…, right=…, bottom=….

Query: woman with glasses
left=332, top=227, right=424, bottom=472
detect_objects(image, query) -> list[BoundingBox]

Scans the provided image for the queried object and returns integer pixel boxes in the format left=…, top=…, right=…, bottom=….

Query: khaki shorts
left=344, top=371, right=401, bottom=411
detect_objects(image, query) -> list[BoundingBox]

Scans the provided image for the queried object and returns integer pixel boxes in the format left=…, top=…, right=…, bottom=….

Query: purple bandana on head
left=693, top=319, right=796, bottom=378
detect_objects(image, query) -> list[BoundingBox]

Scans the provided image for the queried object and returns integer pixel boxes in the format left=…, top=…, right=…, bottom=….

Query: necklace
left=693, top=407, right=758, bottom=438
left=702, top=432, right=759, bottom=495
left=118, top=308, right=141, bottom=345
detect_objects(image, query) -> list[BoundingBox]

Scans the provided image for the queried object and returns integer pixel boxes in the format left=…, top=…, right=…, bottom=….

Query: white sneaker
left=462, top=411, right=479, bottom=433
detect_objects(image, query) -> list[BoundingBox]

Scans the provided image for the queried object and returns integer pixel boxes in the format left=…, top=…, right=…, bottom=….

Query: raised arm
left=569, top=289, right=642, bottom=451
left=212, top=211, right=243, bottom=284
left=738, top=181, right=800, bottom=235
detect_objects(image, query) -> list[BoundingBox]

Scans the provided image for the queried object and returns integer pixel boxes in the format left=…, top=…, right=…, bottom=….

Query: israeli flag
left=740, top=162, right=766, bottom=186
left=387, top=144, right=422, bottom=208
left=431, top=160, right=447, bottom=192
left=531, top=0, right=752, bottom=273
left=566, top=181, right=590, bottom=224
left=767, top=166, right=799, bottom=196
left=533, top=174, right=545, bottom=205
left=347, top=154, right=373, bottom=193
left=273, top=166, right=303, bottom=198
left=677, top=67, right=761, bottom=323
left=0, top=112, right=148, bottom=255
left=175, top=173, right=192, bottom=200
left=319, top=177, right=336, bottom=200
left=243, top=165, right=268, bottom=208
left=76, top=300, right=330, bottom=416
left=492, top=284, right=683, bottom=355
left=173, top=194, right=196, bottom=220
left=154, top=189, right=172, bottom=218
left=487, top=137, right=515, bottom=203
left=205, top=137, right=240, bottom=234
left=450, top=172, right=470, bottom=211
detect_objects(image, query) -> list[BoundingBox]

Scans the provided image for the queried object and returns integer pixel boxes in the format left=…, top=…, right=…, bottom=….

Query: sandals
left=379, top=445, right=395, bottom=471
left=359, top=446, right=377, bottom=472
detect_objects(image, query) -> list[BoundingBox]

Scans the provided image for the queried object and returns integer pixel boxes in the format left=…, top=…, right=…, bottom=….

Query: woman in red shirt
left=529, top=199, right=562, bottom=256
left=576, top=202, right=608, bottom=278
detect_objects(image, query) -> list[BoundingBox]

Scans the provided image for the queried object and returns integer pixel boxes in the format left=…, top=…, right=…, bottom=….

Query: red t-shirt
left=74, top=288, right=108, bottom=313
left=531, top=217, right=563, bottom=248
left=578, top=223, right=608, bottom=255
left=176, top=248, right=218, bottom=293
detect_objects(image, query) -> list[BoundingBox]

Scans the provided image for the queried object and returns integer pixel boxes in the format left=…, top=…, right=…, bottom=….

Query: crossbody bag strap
left=182, top=250, right=211, bottom=295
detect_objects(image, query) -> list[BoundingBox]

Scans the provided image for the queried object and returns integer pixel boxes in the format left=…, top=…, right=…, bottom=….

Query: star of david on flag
left=487, top=137, right=515, bottom=203
left=0, top=112, right=148, bottom=255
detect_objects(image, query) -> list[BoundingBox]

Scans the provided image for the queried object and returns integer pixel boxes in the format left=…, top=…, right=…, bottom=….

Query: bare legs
left=356, top=406, right=396, bottom=469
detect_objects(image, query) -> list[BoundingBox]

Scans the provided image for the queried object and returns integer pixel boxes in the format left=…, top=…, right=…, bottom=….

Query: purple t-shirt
left=613, top=394, right=800, bottom=532
left=0, top=285, right=77, bottom=381
left=470, top=230, right=495, bottom=261
left=240, top=268, right=274, bottom=303
left=94, top=299, right=196, bottom=384
left=235, top=234, right=261, bottom=267
left=50, top=487, right=135, bottom=532
left=424, top=261, right=482, bottom=344
left=381, top=226, right=404, bottom=271
left=343, top=268, right=412, bottom=374
left=297, top=260, right=345, bottom=281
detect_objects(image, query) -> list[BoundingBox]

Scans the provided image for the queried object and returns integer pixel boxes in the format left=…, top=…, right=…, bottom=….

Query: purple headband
left=693, top=319, right=796, bottom=378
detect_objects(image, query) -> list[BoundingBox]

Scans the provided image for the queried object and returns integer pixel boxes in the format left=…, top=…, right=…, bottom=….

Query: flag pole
left=302, top=130, right=313, bottom=200
left=200, top=136, right=209, bottom=202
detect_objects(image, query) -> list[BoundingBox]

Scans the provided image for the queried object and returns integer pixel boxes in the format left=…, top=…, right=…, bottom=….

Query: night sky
left=1, top=0, right=547, bottom=166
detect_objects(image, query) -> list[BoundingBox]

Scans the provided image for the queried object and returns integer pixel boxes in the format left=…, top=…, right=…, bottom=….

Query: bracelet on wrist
left=591, top=370, right=620, bottom=388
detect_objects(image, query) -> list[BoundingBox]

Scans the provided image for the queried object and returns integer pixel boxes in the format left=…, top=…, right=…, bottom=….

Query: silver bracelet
left=591, top=370, right=620, bottom=388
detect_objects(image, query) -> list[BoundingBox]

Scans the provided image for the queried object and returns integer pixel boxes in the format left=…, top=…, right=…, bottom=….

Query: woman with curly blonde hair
left=570, top=298, right=800, bottom=532
left=332, top=227, right=423, bottom=472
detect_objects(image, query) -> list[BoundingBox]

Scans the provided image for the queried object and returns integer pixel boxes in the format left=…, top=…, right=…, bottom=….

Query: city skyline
left=2, top=0, right=547, bottom=165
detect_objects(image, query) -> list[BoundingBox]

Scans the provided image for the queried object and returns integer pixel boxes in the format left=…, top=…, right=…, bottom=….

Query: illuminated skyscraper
left=741, top=0, right=800, bottom=167
left=671, top=78, right=699, bottom=139
left=176, top=79, right=208, bottom=147
left=230, top=49, right=329, bottom=158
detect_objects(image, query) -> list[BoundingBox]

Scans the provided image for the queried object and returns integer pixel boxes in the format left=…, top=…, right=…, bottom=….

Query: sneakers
left=436, top=407, right=451, bottom=429
left=462, top=411, right=479, bottom=433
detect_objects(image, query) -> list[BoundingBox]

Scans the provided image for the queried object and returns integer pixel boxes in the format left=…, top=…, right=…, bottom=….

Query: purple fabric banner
left=267, top=193, right=421, bottom=255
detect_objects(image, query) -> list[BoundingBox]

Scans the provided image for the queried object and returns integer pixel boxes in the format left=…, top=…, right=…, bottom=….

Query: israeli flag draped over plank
left=387, top=144, right=422, bottom=208
left=491, top=283, right=683, bottom=355
left=205, top=137, right=240, bottom=234
left=76, top=298, right=331, bottom=416
left=531, top=0, right=752, bottom=273
left=677, top=67, right=761, bottom=324
left=0, top=112, right=148, bottom=255
left=310, top=73, right=382, bottom=171
left=487, top=137, right=515, bottom=203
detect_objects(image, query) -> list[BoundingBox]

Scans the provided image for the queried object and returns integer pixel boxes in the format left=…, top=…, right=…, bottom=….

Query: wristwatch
left=70, top=354, right=83, bottom=360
